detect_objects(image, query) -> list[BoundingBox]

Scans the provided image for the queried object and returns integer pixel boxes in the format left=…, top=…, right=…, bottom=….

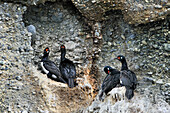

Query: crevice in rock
left=22, top=0, right=103, bottom=111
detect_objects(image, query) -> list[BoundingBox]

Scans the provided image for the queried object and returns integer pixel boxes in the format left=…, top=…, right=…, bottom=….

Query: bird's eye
left=61, top=46, right=65, bottom=48
left=46, top=49, right=49, bottom=52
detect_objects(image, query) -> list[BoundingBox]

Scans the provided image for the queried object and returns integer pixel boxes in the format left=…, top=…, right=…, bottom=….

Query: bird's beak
left=114, top=57, right=117, bottom=60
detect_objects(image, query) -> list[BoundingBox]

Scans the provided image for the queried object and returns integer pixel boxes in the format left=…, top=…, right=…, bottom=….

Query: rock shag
left=115, top=55, right=137, bottom=100
left=59, top=45, right=76, bottom=88
left=99, top=66, right=120, bottom=101
left=41, top=47, right=67, bottom=83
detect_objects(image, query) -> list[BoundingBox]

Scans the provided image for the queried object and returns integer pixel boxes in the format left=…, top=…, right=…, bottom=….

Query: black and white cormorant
left=59, top=45, right=76, bottom=88
left=40, top=47, right=67, bottom=83
left=99, top=66, right=120, bottom=101
left=115, top=55, right=137, bottom=99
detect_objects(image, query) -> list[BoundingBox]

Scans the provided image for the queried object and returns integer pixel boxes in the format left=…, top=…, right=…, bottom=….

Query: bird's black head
left=42, top=47, right=50, bottom=60
left=43, top=47, right=50, bottom=55
left=104, top=66, right=112, bottom=75
left=115, top=55, right=126, bottom=62
left=60, top=45, right=66, bottom=52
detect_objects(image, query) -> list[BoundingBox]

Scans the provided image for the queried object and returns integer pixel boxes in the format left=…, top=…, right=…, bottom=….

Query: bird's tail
left=125, top=88, right=134, bottom=100
left=59, top=77, right=67, bottom=84
left=68, top=78, right=74, bottom=88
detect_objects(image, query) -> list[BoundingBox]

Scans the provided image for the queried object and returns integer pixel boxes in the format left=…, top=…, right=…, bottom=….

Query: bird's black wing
left=120, top=70, right=133, bottom=88
left=112, top=73, right=120, bottom=85
left=120, top=70, right=137, bottom=89
left=43, top=60, right=62, bottom=76
left=111, top=69, right=120, bottom=84
left=128, top=70, right=137, bottom=89
left=101, top=74, right=111, bottom=90
left=102, top=74, right=119, bottom=94
left=66, top=59, right=76, bottom=78
left=60, top=59, right=76, bottom=79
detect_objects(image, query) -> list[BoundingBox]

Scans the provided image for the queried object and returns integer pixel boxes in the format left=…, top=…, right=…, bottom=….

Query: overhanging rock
left=72, top=0, right=169, bottom=24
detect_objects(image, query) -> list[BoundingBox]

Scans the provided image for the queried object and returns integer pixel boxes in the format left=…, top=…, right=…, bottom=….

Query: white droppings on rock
left=85, top=87, right=170, bottom=113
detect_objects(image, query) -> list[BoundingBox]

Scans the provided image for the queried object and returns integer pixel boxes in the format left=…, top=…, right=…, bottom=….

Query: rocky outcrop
left=31, top=66, right=91, bottom=113
left=0, top=2, right=91, bottom=112
left=2, top=0, right=169, bottom=24
left=0, top=2, right=35, bottom=112
left=0, top=0, right=169, bottom=112
left=2, top=0, right=56, bottom=5
left=83, top=87, right=170, bottom=113
left=72, top=0, right=169, bottom=24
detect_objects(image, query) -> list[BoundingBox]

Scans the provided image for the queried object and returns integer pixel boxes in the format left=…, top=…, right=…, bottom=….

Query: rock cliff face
left=2, top=0, right=56, bottom=5
left=0, top=3, right=35, bottom=112
left=0, top=0, right=170, bottom=112
left=72, top=0, right=169, bottom=24
left=3, top=0, right=169, bottom=24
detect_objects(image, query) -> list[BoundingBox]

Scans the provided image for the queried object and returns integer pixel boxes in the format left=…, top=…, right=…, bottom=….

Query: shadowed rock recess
left=0, top=0, right=170, bottom=112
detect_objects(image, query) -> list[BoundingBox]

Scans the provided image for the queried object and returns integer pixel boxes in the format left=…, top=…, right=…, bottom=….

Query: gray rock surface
left=0, top=0, right=169, bottom=113
left=27, top=25, right=36, bottom=35
left=72, top=0, right=169, bottom=24
left=164, top=43, right=170, bottom=51
left=2, top=0, right=56, bottom=5
left=83, top=87, right=170, bottom=113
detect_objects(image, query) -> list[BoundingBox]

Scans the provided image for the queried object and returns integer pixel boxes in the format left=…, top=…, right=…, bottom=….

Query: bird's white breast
left=120, top=79, right=122, bottom=84
left=52, top=74, right=57, bottom=79
left=41, top=62, right=49, bottom=74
